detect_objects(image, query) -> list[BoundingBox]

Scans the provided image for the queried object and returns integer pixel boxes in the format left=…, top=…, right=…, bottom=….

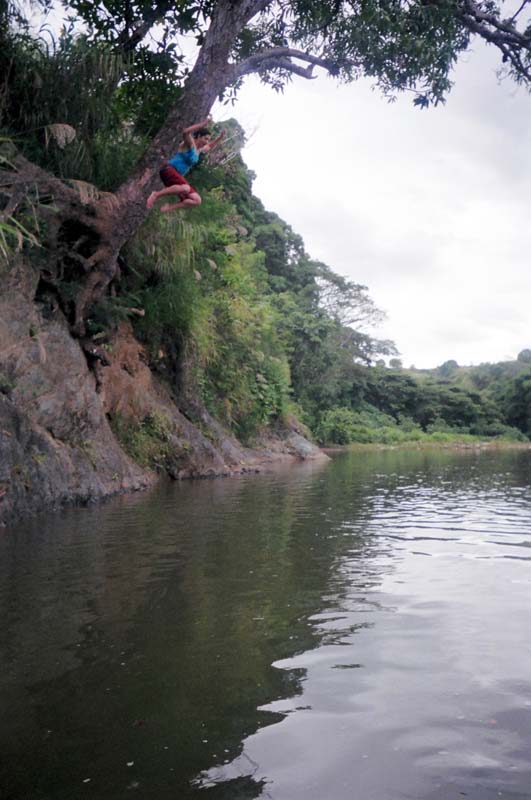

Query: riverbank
left=323, top=437, right=531, bottom=454
left=0, top=266, right=325, bottom=528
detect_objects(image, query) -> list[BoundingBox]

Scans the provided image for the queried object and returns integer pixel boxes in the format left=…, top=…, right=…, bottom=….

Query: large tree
left=2, top=0, right=531, bottom=333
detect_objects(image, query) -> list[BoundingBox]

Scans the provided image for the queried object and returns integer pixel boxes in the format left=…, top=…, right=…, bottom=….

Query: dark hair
left=193, top=128, right=211, bottom=138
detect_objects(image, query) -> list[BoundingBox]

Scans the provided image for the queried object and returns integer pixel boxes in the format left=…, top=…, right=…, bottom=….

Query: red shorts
left=159, top=164, right=197, bottom=196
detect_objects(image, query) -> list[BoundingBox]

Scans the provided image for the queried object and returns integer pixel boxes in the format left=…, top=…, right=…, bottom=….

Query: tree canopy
left=49, top=0, right=531, bottom=106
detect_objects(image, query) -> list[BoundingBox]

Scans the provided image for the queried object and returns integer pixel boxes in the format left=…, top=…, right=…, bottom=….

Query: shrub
left=315, top=408, right=366, bottom=445
left=110, top=411, right=173, bottom=469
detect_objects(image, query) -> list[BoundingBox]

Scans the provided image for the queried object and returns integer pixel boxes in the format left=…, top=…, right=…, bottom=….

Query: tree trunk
left=43, top=0, right=264, bottom=333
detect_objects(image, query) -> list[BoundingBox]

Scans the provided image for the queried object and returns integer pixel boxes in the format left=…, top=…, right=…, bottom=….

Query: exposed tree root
left=0, top=150, right=127, bottom=336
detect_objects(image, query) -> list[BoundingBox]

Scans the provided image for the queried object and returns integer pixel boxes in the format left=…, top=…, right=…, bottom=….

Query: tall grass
left=0, top=25, right=142, bottom=187
left=0, top=217, right=40, bottom=262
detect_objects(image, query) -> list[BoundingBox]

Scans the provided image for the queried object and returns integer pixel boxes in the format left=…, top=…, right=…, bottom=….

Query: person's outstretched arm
left=203, top=129, right=226, bottom=153
left=182, top=117, right=212, bottom=149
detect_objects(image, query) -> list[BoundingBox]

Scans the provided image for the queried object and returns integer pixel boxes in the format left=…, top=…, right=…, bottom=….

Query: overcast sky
left=214, top=43, right=531, bottom=369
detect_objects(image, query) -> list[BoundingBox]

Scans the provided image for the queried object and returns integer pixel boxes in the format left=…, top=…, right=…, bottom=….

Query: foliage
left=123, top=205, right=210, bottom=363
left=408, top=359, right=531, bottom=440
left=54, top=0, right=531, bottom=108
left=517, top=349, right=531, bottom=364
left=0, top=23, right=145, bottom=187
left=315, top=403, right=526, bottom=447
left=122, top=184, right=294, bottom=440
left=502, top=370, right=531, bottom=436
left=0, top=139, right=42, bottom=260
left=109, top=410, right=174, bottom=469
left=115, top=142, right=395, bottom=442
left=316, top=405, right=409, bottom=445
left=311, top=356, right=531, bottom=445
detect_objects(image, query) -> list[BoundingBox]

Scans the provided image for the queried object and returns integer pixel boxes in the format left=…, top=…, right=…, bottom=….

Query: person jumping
left=146, top=117, right=225, bottom=213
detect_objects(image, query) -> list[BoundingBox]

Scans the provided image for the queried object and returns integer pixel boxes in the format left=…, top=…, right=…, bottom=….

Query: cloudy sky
left=214, top=43, right=531, bottom=369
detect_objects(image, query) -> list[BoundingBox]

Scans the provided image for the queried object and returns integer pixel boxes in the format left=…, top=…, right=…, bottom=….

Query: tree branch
left=116, top=0, right=176, bottom=52
left=461, top=0, right=529, bottom=41
left=508, top=0, right=530, bottom=24
left=230, top=46, right=339, bottom=82
left=456, top=0, right=531, bottom=81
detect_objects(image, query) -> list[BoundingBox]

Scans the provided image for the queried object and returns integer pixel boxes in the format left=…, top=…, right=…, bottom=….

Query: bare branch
left=455, top=0, right=531, bottom=82
left=261, top=57, right=317, bottom=78
left=230, top=46, right=339, bottom=82
left=461, top=0, right=528, bottom=41
left=508, top=0, right=530, bottom=24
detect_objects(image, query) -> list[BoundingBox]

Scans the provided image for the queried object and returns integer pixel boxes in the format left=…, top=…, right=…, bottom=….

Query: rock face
left=0, top=263, right=153, bottom=526
left=0, top=262, right=325, bottom=527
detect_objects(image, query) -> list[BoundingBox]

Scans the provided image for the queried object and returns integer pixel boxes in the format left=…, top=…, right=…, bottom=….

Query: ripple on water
left=1, top=449, right=531, bottom=799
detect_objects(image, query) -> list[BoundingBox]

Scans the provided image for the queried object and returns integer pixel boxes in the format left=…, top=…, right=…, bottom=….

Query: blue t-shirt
left=168, top=147, right=199, bottom=176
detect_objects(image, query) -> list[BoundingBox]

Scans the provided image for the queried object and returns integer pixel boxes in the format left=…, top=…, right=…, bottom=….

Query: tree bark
left=67, top=0, right=272, bottom=331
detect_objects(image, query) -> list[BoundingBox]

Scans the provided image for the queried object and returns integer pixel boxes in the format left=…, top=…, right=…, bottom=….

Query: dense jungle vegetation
left=1, top=1, right=530, bottom=452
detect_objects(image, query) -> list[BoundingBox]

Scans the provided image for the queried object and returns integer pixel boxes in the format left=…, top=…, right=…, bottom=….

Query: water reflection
left=1, top=449, right=531, bottom=799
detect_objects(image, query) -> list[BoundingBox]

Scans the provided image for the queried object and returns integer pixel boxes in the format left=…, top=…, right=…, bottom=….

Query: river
left=1, top=447, right=531, bottom=799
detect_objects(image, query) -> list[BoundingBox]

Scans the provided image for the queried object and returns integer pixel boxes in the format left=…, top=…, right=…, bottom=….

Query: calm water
left=1, top=448, right=531, bottom=800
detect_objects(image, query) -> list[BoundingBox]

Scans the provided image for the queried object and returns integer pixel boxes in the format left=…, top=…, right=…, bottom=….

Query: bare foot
left=160, top=203, right=177, bottom=213
left=146, top=191, right=158, bottom=209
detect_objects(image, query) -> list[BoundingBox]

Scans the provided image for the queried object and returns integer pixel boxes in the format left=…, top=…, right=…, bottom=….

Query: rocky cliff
left=0, top=261, right=325, bottom=527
